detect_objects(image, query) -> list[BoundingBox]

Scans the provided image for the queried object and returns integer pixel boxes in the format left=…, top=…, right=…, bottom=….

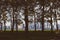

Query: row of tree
left=0, top=0, right=60, bottom=32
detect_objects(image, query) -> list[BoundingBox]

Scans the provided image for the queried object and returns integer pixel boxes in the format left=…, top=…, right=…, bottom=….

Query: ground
left=0, top=31, right=59, bottom=40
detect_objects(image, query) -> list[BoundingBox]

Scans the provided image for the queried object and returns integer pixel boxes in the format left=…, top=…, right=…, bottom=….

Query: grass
left=0, top=28, right=60, bottom=32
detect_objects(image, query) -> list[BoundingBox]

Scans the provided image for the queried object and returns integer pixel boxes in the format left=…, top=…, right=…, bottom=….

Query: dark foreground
left=0, top=31, right=60, bottom=40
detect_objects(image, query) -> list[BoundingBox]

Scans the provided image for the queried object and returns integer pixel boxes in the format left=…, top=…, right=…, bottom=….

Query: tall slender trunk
left=41, top=15, right=44, bottom=31
left=50, top=15, right=53, bottom=32
left=4, top=20, right=6, bottom=31
left=0, top=22, right=2, bottom=31
left=42, top=6, right=44, bottom=31
left=34, top=14, right=36, bottom=31
left=0, top=9, right=2, bottom=31
left=55, top=11, right=58, bottom=31
left=25, top=7, right=28, bottom=32
left=11, top=8, right=14, bottom=32
left=50, top=6, right=53, bottom=32
left=35, top=22, right=36, bottom=31
left=3, top=11, right=6, bottom=31
left=38, top=0, right=44, bottom=32
left=1, top=22, right=2, bottom=31
left=16, top=13, right=18, bottom=32
left=56, top=18, right=58, bottom=31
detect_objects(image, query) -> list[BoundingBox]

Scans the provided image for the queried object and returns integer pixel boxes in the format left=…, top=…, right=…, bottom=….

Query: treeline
left=0, top=0, right=60, bottom=32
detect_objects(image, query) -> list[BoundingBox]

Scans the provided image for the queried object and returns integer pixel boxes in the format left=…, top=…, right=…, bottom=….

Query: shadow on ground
left=0, top=31, right=59, bottom=40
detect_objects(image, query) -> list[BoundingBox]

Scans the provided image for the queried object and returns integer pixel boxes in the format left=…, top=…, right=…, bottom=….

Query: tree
left=2, top=8, right=7, bottom=31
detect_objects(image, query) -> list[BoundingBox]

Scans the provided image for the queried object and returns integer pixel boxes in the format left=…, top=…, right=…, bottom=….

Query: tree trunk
left=41, top=6, right=44, bottom=31
left=41, top=16, right=44, bottom=31
left=35, top=22, right=36, bottom=31
left=0, top=9, right=2, bottom=31
left=25, top=7, right=28, bottom=32
left=1, top=23, right=2, bottom=31
left=55, top=11, right=58, bottom=31
left=50, top=16, right=53, bottom=32
left=11, top=8, right=14, bottom=32
left=4, top=20, right=6, bottom=31
left=56, top=18, right=58, bottom=31
left=34, top=14, right=36, bottom=31
left=0, top=22, right=2, bottom=31
left=16, top=14, right=18, bottom=32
